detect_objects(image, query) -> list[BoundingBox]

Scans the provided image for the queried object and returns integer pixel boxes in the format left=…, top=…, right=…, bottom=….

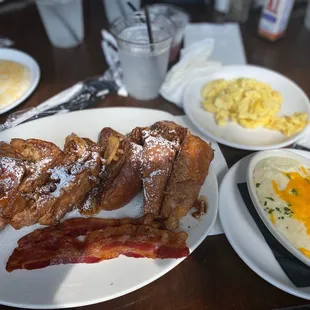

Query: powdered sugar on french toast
left=0, top=157, right=24, bottom=197
left=49, top=166, right=75, bottom=198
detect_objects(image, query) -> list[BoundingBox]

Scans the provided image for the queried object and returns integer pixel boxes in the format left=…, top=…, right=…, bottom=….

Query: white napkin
left=160, top=23, right=246, bottom=107
left=184, top=23, right=247, bottom=65
left=160, top=39, right=222, bottom=106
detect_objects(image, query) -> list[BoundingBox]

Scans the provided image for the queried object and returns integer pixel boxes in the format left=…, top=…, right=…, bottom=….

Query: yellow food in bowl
left=253, top=157, right=310, bottom=258
left=201, top=78, right=309, bottom=136
left=0, top=60, right=31, bottom=108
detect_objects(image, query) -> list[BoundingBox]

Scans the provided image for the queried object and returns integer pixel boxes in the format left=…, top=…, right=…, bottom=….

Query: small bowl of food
left=247, top=149, right=310, bottom=266
left=0, top=48, right=40, bottom=114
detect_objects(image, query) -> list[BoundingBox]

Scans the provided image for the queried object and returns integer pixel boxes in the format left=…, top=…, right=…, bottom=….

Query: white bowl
left=246, top=149, right=310, bottom=267
left=0, top=48, right=40, bottom=114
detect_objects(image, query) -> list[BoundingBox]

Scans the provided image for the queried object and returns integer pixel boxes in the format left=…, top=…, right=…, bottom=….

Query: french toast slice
left=10, top=134, right=102, bottom=229
left=0, top=142, right=26, bottom=230
left=160, top=132, right=214, bottom=230
left=80, top=127, right=143, bottom=215
left=140, top=121, right=186, bottom=217
left=2, top=139, right=64, bottom=221
left=141, top=134, right=177, bottom=216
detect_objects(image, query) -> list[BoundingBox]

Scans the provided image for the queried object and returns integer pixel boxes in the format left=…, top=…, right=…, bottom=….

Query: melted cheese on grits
left=253, top=157, right=310, bottom=258
left=0, top=60, right=31, bottom=108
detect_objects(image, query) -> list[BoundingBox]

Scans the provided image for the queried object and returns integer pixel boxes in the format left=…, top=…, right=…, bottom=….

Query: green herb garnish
left=256, top=183, right=261, bottom=188
left=291, top=188, right=297, bottom=196
left=264, top=201, right=267, bottom=206
left=286, top=174, right=291, bottom=179
left=265, top=197, right=274, bottom=201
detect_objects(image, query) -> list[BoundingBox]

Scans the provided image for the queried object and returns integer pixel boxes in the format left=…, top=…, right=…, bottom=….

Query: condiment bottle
left=258, top=0, right=294, bottom=42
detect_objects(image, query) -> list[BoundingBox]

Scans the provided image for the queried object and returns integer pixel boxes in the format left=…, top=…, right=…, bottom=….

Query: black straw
left=144, top=6, right=153, bottom=45
left=127, top=2, right=154, bottom=50
left=127, top=1, right=137, bottom=12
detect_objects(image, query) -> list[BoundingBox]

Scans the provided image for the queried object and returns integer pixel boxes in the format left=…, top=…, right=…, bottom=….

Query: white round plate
left=0, top=107, right=218, bottom=309
left=219, top=149, right=310, bottom=300
left=0, top=48, right=40, bottom=114
left=183, top=65, right=310, bottom=151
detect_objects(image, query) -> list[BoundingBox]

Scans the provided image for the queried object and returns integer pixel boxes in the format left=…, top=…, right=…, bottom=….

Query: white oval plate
left=220, top=150, right=310, bottom=300
left=247, top=149, right=310, bottom=267
left=0, top=108, right=218, bottom=309
left=183, top=65, right=310, bottom=151
left=0, top=48, right=40, bottom=114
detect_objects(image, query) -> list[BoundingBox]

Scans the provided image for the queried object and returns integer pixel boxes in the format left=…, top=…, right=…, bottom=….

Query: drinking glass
left=103, top=0, right=141, bottom=24
left=36, top=0, right=84, bottom=48
left=149, top=4, right=190, bottom=62
left=110, top=11, right=174, bottom=100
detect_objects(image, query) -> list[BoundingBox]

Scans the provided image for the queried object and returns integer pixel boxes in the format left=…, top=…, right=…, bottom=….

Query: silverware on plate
left=0, top=75, right=119, bottom=132
left=291, top=142, right=310, bottom=153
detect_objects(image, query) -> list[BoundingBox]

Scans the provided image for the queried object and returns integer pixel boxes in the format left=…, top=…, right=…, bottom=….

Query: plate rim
left=0, top=107, right=219, bottom=308
left=0, top=107, right=175, bottom=135
left=219, top=150, right=310, bottom=300
left=0, top=48, right=40, bottom=115
left=183, top=64, right=310, bottom=151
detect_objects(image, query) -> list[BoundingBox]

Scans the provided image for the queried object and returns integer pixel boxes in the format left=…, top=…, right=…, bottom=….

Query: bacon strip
left=7, top=218, right=189, bottom=272
left=17, top=215, right=160, bottom=248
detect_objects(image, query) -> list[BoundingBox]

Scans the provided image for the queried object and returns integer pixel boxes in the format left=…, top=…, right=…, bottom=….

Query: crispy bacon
left=17, top=214, right=161, bottom=248
left=6, top=219, right=189, bottom=272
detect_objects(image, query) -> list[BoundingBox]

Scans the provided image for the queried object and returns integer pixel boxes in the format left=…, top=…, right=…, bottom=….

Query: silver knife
left=0, top=75, right=118, bottom=132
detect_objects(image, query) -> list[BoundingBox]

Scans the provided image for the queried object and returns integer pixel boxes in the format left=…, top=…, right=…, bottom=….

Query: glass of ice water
left=110, top=11, right=174, bottom=101
left=36, top=0, right=84, bottom=48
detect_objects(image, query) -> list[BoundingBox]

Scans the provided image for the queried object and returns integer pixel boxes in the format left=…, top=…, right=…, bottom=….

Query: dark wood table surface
left=1, top=1, right=310, bottom=309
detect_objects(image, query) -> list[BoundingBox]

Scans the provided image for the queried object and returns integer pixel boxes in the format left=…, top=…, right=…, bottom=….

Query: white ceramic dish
left=247, top=149, right=310, bottom=267
left=183, top=65, right=310, bottom=151
left=220, top=150, right=310, bottom=300
left=0, top=48, right=40, bottom=114
left=0, top=108, right=218, bottom=309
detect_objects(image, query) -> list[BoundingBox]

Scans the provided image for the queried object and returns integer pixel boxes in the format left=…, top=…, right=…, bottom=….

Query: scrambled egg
left=201, top=78, right=309, bottom=136
left=0, top=60, right=30, bottom=108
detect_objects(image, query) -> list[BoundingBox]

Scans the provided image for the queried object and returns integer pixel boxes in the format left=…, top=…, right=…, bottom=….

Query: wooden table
left=1, top=1, right=310, bottom=309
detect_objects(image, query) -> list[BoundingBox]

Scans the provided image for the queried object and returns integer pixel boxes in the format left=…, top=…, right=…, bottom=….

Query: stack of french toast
left=0, top=121, right=214, bottom=232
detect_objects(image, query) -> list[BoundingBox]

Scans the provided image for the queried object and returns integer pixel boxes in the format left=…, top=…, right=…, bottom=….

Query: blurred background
left=0, top=0, right=310, bottom=109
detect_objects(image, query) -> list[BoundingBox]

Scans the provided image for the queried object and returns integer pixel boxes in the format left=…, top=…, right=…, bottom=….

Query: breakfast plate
left=183, top=65, right=310, bottom=151
left=0, top=108, right=218, bottom=309
left=219, top=150, right=310, bottom=300
left=0, top=48, right=40, bottom=114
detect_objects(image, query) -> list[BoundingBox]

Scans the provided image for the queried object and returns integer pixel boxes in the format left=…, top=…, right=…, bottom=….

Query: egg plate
left=0, top=48, right=40, bottom=115
left=247, top=149, right=310, bottom=267
left=183, top=65, right=310, bottom=151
